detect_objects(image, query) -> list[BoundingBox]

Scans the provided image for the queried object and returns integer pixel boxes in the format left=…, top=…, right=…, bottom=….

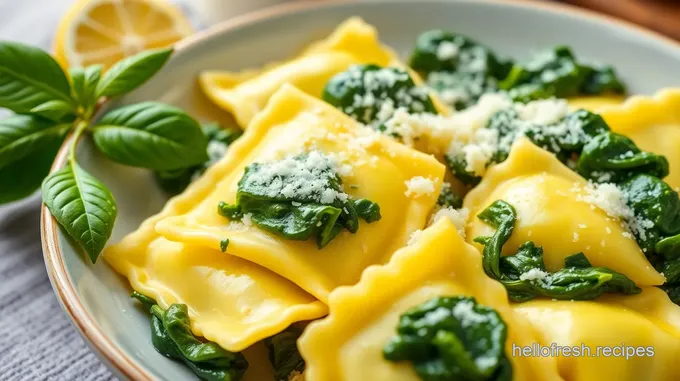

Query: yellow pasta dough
left=464, top=138, right=664, bottom=287
left=155, top=85, right=445, bottom=303
left=298, top=218, right=562, bottom=381
left=567, top=95, right=626, bottom=113
left=513, top=288, right=680, bottom=381
left=104, top=208, right=327, bottom=353
left=199, top=17, right=397, bottom=128
left=599, top=89, right=680, bottom=189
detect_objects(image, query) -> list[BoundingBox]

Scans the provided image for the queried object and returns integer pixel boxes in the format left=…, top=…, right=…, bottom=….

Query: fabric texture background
left=0, top=0, right=118, bottom=378
left=0, top=0, right=284, bottom=379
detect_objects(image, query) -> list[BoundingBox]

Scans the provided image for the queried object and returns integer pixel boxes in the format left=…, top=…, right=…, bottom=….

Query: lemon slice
left=54, top=0, right=193, bottom=69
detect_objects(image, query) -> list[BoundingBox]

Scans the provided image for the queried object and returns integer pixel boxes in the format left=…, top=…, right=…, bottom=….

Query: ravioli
left=567, top=95, right=626, bottom=113
left=298, top=219, right=562, bottom=381
left=464, top=138, right=664, bottom=287
left=513, top=288, right=680, bottom=381
left=199, top=17, right=397, bottom=128
left=155, top=85, right=445, bottom=303
left=104, top=211, right=327, bottom=353
left=599, top=89, right=680, bottom=189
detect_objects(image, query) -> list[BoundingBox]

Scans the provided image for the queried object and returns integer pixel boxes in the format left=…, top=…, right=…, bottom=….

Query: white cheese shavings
left=451, top=300, right=489, bottom=328
left=407, top=229, right=424, bottom=246
left=514, top=98, right=569, bottom=125
left=436, top=41, right=459, bottom=60
left=431, top=207, right=470, bottom=239
left=578, top=182, right=633, bottom=220
left=519, top=268, right=550, bottom=284
left=575, top=181, right=655, bottom=241
left=405, top=176, right=435, bottom=197
left=241, top=213, right=253, bottom=227
left=244, top=151, right=349, bottom=205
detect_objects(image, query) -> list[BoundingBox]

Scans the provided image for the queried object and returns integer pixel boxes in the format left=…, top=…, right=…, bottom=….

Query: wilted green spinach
left=218, top=151, right=380, bottom=248
left=131, top=292, right=249, bottom=381
left=473, top=200, right=641, bottom=302
left=437, top=181, right=463, bottom=209
left=323, top=64, right=437, bottom=129
left=446, top=109, right=609, bottom=185
left=409, top=30, right=511, bottom=110
left=383, top=296, right=512, bottom=381
left=409, top=31, right=626, bottom=109
left=499, top=46, right=626, bottom=102
left=264, top=326, right=305, bottom=381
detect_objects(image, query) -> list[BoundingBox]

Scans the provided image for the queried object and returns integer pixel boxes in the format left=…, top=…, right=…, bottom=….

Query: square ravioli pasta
left=298, top=218, right=562, bottom=381
left=155, top=85, right=445, bottom=303
left=104, top=211, right=327, bottom=353
left=600, top=88, right=680, bottom=190
left=513, top=288, right=680, bottom=381
left=199, top=16, right=398, bottom=128
left=464, top=138, right=664, bottom=287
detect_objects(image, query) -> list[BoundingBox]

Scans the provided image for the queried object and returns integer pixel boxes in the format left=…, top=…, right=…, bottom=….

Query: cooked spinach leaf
left=499, top=46, right=626, bottom=102
left=437, top=182, right=463, bottom=209
left=425, top=71, right=498, bottom=111
left=220, top=239, right=230, bottom=253
left=662, top=283, right=680, bottom=305
left=409, top=32, right=626, bottom=110
left=474, top=200, right=641, bottom=302
left=409, top=30, right=510, bottom=110
left=580, top=65, right=627, bottom=95
left=444, top=153, right=482, bottom=187
left=410, top=30, right=510, bottom=81
left=576, top=132, right=669, bottom=183
left=264, top=326, right=305, bottom=381
left=131, top=293, right=248, bottom=381
left=154, top=122, right=243, bottom=195
left=488, top=108, right=609, bottom=164
left=617, top=174, right=680, bottom=254
left=218, top=151, right=380, bottom=248
left=445, top=108, right=609, bottom=185
left=323, top=64, right=437, bottom=129
left=383, top=296, right=512, bottom=381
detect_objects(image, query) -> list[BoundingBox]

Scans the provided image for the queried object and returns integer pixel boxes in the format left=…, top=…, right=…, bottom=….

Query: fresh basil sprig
left=0, top=41, right=211, bottom=263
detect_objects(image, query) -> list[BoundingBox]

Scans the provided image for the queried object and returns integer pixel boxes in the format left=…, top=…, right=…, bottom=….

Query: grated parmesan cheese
left=519, top=268, right=550, bottom=284
left=514, top=98, right=569, bottom=125
left=431, top=207, right=470, bottom=239
left=451, top=300, right=489, bottom=328
left=436, top=41, right=459, bottom=60
left=244, top=151, right=350, bottom=205
left=405, top=176, right=435, bottom=197
left=407, top=229, right=424, bottom=246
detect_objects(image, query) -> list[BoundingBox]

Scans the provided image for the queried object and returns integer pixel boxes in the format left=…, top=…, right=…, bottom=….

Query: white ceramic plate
left=41, top=0, right=680, bottom=380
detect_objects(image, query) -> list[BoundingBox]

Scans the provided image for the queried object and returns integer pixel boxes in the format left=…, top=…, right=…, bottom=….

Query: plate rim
left=40, top=0, right=680, bottom=380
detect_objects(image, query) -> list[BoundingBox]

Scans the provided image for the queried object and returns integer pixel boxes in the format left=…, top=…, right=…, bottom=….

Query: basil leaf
left=0, top=41, right=74, bottom=118
left=42, top=162, right=117, bottom=263
left=0, top=114, right=70, bottom=168
left=70, top=65, right=102, bottom=113
left=92, top=102, right=209, bottom=170
left=0, top=140, right=61, bottom=204
left=95, top=47, right=173, bottom=98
